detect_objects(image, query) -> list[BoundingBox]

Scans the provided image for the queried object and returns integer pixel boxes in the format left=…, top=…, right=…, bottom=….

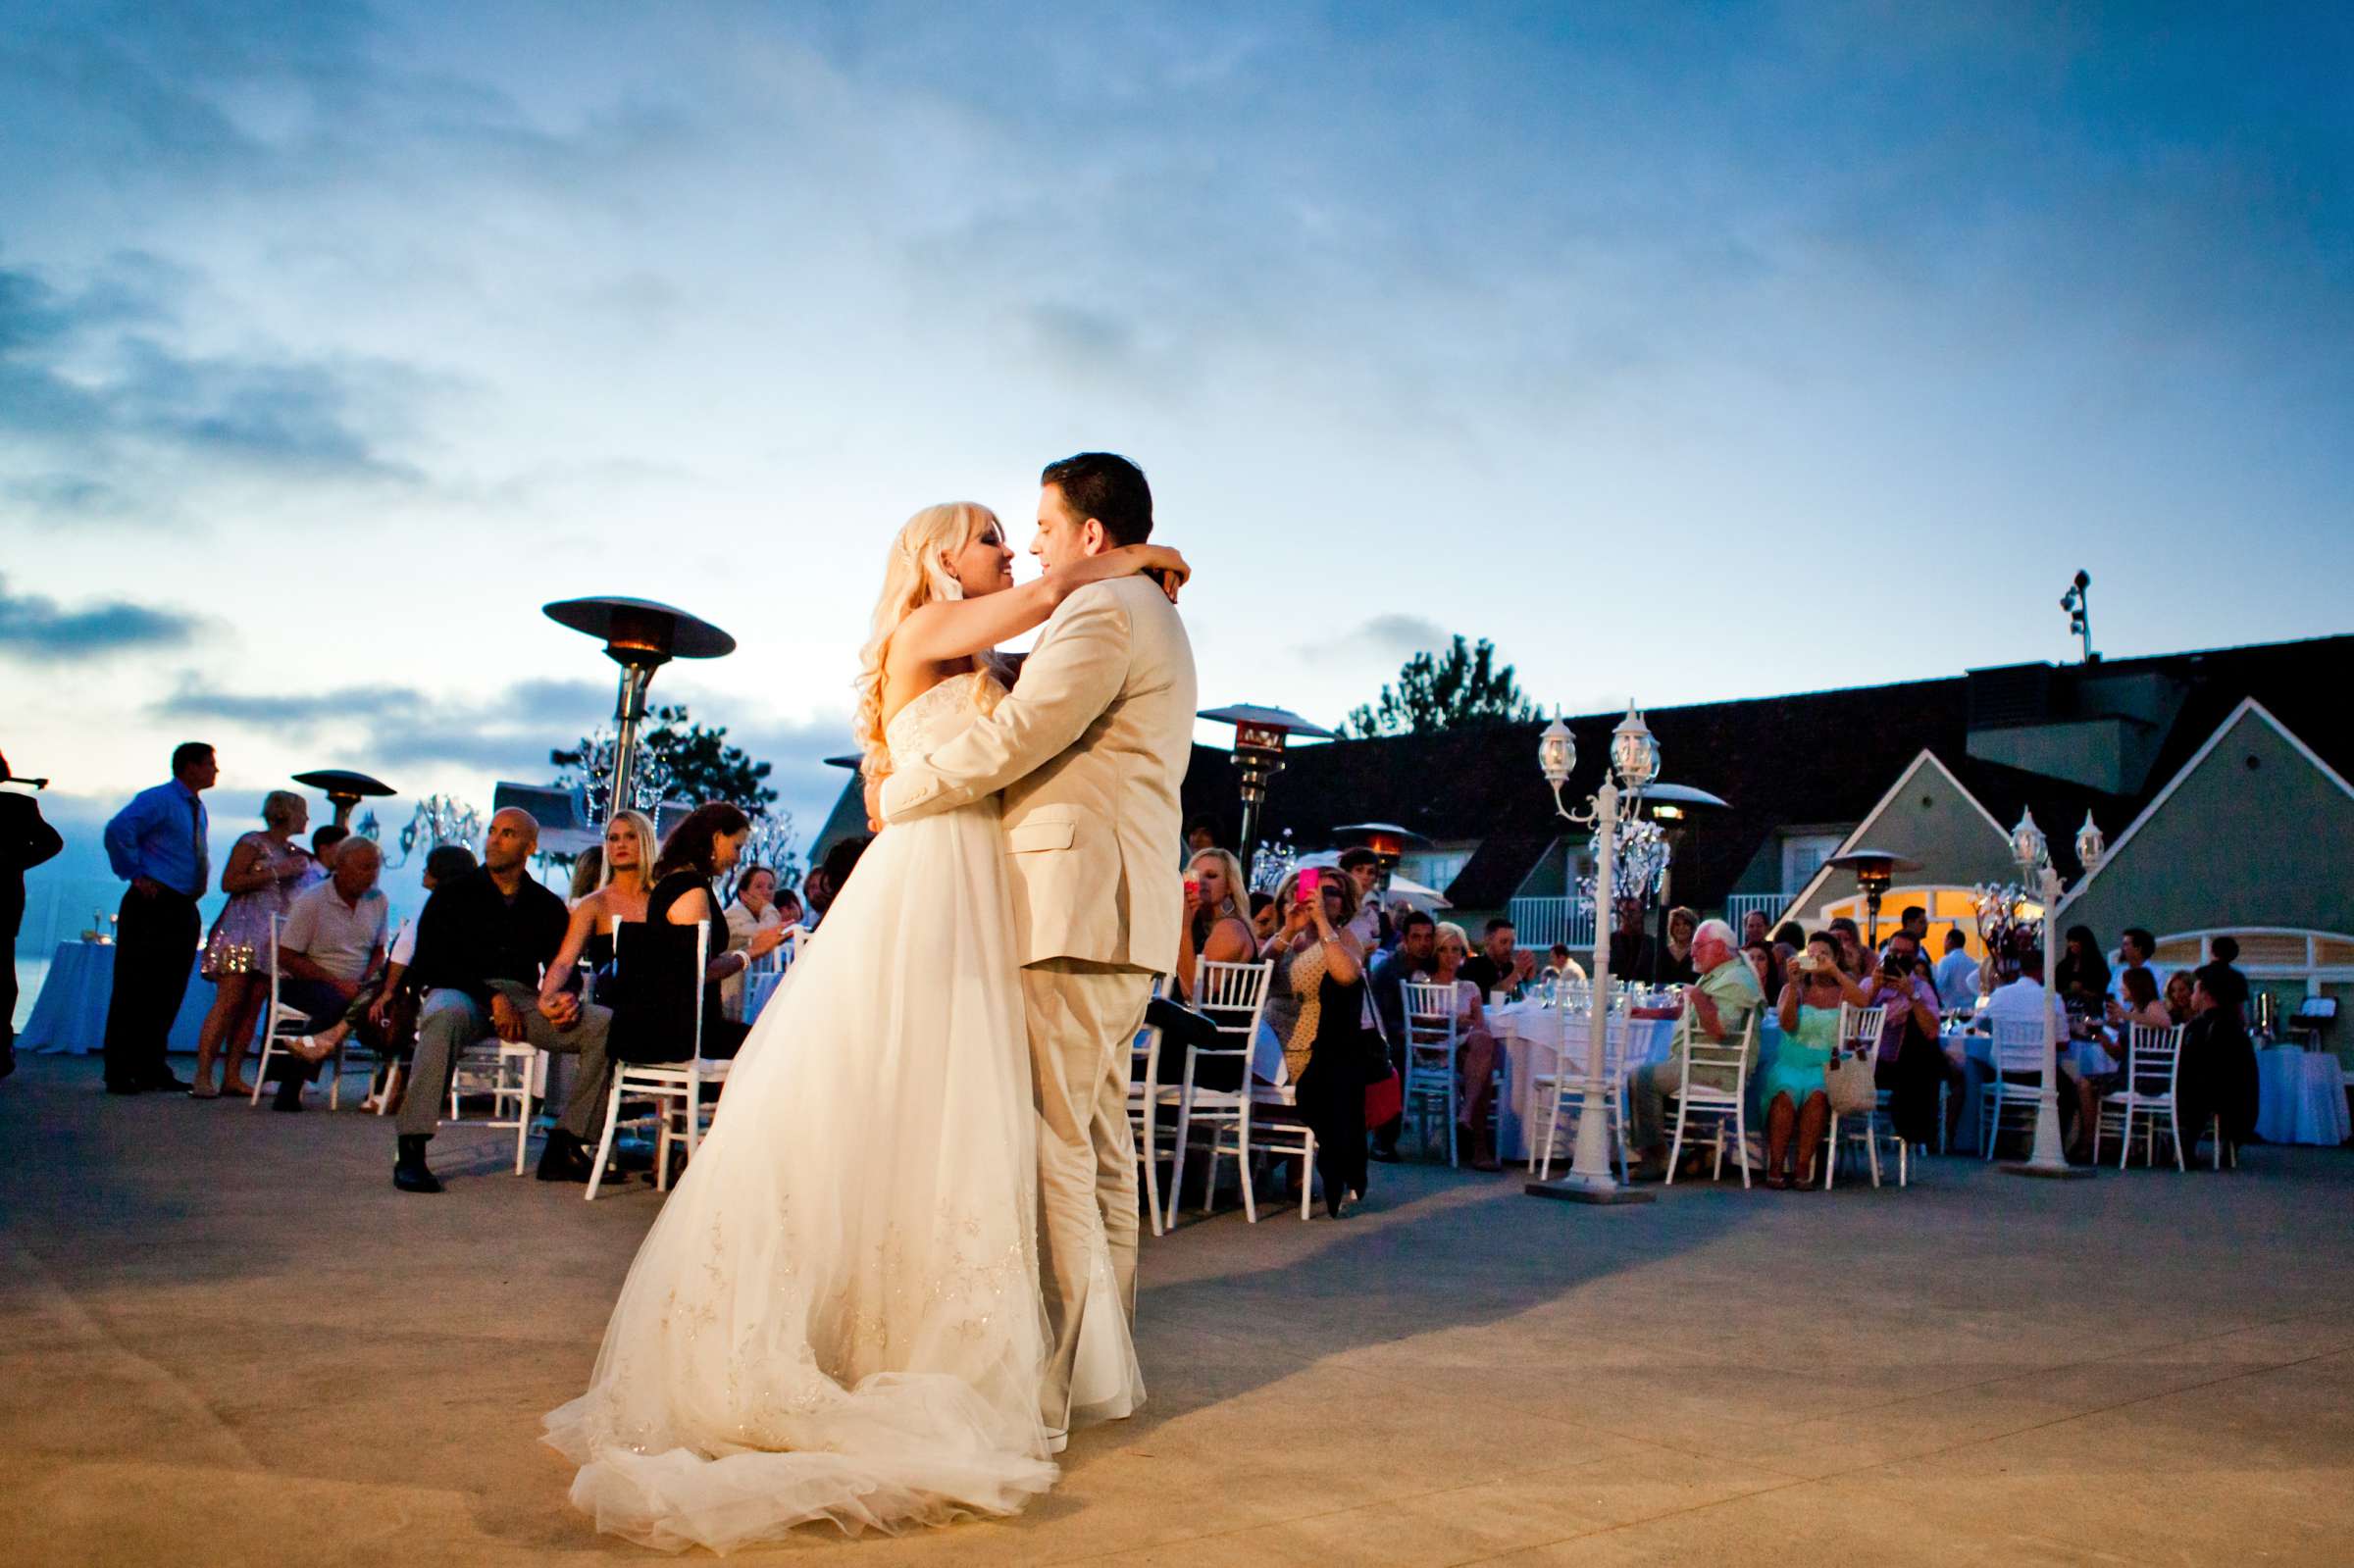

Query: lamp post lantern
left=2074, top=811, right=2106, bottom=875
left=543, top=597, right=735, bottom=825
left=1199, top=703, right=1335, bottom=862
left=2003, top=808, right=2088, bottom=1180
left=1527, top=703, right=1658, bottom=1206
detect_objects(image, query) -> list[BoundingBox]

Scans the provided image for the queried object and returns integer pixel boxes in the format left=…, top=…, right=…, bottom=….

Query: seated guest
left=1826, top=917, right=1878, bottom=982
left=1629, top=919, right=1768, bottom=1182
left=799, top=835, right=870, bottom=931
left=548, top=811, right=655, bottom=985
left=266, top=836, right=390, bottom=1111
left=1461, top=917, right=1535, bottom=999
left=774, top=886, right=805, bottom=928
left=566, top=845, right=605, bottom=903
left=1933, top=929, right=1983, bottom=1013
left=1175, top=847, right=1258, bottom=1002
left=1652, top=906, right=1700, bottom=986
left=721, top=861, right=787, bottom=1020
left=2108, top=927, right=2167, bottom=1007
left=1250, top=889, right=1282, bottom=947
left=645, top=803, right=792, bottom=1064
left=2176, top=969, right=2259, bottom=1166
left=302, top=823, right=350, bottom=889
left=1267, top=866, right=1373, bottom=1214
left=2085, top=964, right=2171, bottom=1146
left=1742, top=937, right=1775, bottom=996
left=1546, top=941, right=1588, bottom=983
left=393, top=808, right=619, bottom=1193
left=1760, top=931, right=1870, bottom=1186
left=2163, top=970, right=2197, bottom=1026
left=1337, top=848, right=1391, bottom=949
left=1424, top=922, right=1506, bottom=1170
left=358, top=842, right=476, bottom=1113
left=1607, top=897, right=1655, bottom=985
left=1981, top=943, right=2078, bottom=1151
left=2056, top=925, right=2111, bottom=1015
left=1868, top=929, right=1948, bottom=1147
left=1366, top=911, right=1438, bottom=1159
left=798, top=865, right=833, bottom=927
left=1183, top=813, right=1224, bottom=857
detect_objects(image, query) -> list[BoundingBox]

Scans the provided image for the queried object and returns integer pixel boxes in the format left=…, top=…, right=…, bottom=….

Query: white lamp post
left=1528, top=702, right=1659, bottom=1205
left=2004, top=808, right=2088, bottom=1180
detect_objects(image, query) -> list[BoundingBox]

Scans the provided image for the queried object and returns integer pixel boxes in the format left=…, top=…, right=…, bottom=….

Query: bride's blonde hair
left=852, top=501, right=1005, bottom=781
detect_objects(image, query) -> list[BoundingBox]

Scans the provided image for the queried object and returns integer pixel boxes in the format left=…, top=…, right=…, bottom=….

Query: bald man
left=393, top=808, right=615, bottom=1192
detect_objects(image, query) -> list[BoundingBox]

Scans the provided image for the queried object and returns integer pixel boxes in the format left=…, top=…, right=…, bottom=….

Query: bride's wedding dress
left=544, top=672, right=1142, bottom=1550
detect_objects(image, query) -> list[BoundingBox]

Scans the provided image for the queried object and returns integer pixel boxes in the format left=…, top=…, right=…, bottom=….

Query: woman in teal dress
left=1765, top=933, right=1870, bottom=1188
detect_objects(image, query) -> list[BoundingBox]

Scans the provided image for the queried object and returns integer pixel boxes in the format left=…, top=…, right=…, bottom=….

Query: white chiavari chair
left=1161, top=960, right=1288, bottom=1224
left=1665, top=1011, right=1756, bottom=1188
left=1822, top=1003, right=1898, bottom=1189
left=2094, top=1022, right=2186, bottom=1170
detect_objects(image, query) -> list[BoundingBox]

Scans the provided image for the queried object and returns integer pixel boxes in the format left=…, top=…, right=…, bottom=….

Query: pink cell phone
left=1183, top=878, right=1201, bottom=902
left=1296, top=868, right=1322, bottom=901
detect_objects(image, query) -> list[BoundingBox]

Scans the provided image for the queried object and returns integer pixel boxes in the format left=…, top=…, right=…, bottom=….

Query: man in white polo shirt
left=269, top=836, right=389, bottom=1110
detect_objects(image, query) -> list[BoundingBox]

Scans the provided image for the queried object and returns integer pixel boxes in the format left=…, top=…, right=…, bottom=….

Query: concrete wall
left=2065, top=710, right=2354, bottom=942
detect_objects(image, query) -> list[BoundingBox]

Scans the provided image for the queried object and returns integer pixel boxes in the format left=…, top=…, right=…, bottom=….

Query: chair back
left=609, top=919, right=707, bottom=1065
left=2125, top=1022, right=2184, bottom=1098
left=1678, top=1012, right=1755, bottom=1101
left=1838, top=1003, right=1890, bottom=1062
left=1194, top=959, right=1273, bottom=1043
left=1403, top=982, right=1461, bottom=1054
left=1989, top=1016, right=2047, bottom=1076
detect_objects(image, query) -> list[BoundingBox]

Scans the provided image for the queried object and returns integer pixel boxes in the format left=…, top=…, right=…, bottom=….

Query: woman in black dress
left=1272, top=868, right=1372, bottom=1217
left=640, top=804, right=792, bottom=1061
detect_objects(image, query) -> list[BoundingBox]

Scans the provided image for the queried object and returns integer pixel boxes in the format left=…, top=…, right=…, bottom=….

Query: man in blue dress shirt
left=100, top=741, right=218, bottom=1094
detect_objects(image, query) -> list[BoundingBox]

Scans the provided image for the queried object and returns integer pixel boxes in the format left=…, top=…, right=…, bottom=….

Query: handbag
left=1825, top=1042, right=1878, bottom=1116
left=1364, top=1067, right=1404, bottom=1127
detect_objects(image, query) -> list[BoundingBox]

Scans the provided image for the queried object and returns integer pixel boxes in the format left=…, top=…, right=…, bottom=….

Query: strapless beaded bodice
left=884, top=671, right=1005, bottom=770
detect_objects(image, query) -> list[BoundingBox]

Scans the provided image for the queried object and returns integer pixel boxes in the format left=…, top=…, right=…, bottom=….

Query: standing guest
left=2108, top=928, right=2167, bottom=1006
left=1269, top=867, right=1372, bottom=1214
left=542, top=812, right=656, bottom=1011
left=1174, top=848, right=1257, bottom=1003
left=187, top=788, right=312, bottom=1097
left=1933, top=930, right=1983, bottom=1013
left=265, top=837, right=389, bottom=1110
left=1183, top=814, right=1224, bottom=856
left=2176, top=969, right=2259, bottom=1165
left=721, top=863, right=787, bottom=1021
left=1762, top=933, right=1870, bottom=1187
left=1426, top=922, right=1506, bottom=1170
left=1461, top=917, right=1535, bottom=1000
left=0, top=754, right=64, bottom=1080
left=2055, top=926, right=2111, bottom=1014
left=1868, top=930, right=1947, bottom=1148
left=100, top=742, right=218, bottom=1094
left=1607, top=898, right=1655, bottom=985
left=644, top=804, right=791, bottom=1064
left=1741, top=909, right=1771, bottom=949
left=1337, top=848, right=1392, bottom=950
left=1652, top=906, right=1700, bottom=986
left=394, top=809, right=618, bottom=1192
left=1628, top=919, right=1769, bottom=1182
left=2204, top=936, right=2252, bottom=1025
left=1883, top=905, right=1930, bottom=955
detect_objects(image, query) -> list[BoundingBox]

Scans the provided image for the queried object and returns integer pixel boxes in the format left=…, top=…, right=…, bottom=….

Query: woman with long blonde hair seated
left=547, top=501, right=1187, bottom=1550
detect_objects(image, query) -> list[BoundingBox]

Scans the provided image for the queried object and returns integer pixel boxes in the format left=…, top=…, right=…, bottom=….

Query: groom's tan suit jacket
left=879, top=575, right=1198, bottom=976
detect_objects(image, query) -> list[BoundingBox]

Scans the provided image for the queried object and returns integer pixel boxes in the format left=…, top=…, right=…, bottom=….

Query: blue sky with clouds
left=5, top=1, right=2351, bottom=907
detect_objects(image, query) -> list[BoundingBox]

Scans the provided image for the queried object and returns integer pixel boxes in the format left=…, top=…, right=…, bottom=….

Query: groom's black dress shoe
left=536, top=1129, right=594, bottom=1183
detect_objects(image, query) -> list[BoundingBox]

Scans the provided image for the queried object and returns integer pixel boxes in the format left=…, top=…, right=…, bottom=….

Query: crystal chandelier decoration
left=390, top=795, right=485, bottom=868
left=1250, top=829, right=1299, bottom=895
left=1578, top=818, right=1670, bottom=909
left=571, top=727, right=675, bottom=821
left=1970, top=881, right=2039, bottom=966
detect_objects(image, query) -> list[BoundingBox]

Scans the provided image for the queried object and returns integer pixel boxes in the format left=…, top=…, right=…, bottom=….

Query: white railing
left=1507, top=897, right=1596, bottom=951
left=1724, top=893, right=1787, bottom=934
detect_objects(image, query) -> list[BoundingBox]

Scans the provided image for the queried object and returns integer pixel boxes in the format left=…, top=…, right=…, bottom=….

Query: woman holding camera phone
left=1269, top=866, right=1371, bottom=1216
left=1765, top=932, right=1871, bottom=1188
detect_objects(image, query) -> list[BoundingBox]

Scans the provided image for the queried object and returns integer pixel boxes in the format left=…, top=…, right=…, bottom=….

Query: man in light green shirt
left=1628, top=919, right=1764, bottom=1178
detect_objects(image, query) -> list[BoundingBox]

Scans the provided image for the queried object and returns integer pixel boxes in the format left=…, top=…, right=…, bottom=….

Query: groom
left=877, top=452, right=1197, bottom=1443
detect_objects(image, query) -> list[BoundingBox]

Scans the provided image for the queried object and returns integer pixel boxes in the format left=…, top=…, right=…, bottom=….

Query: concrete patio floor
left=5, top=1050, right=2352, bottom=1566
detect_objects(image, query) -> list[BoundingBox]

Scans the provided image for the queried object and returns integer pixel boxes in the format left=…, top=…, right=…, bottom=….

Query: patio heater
left=1634, top=782, right=1729, bottom=957
left=1199, top=703, right=1336, bottom=861
left=1526, top=702, right=1659, bottom=1206
left=543, top=597, right=735, bottom=824
left=1823, top=847, right=1923, bottom=948
left=292, top=769, right=395, bottom=831
left=2003, top=808, right=2089, bottom=1181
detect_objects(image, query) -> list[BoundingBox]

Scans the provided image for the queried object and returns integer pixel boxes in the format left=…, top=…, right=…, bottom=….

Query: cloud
left=0, top=574, right=201, bottom=661
left=1295, top=613, right=1448, bottom=668
left=152, top=675, right=615, bottom=777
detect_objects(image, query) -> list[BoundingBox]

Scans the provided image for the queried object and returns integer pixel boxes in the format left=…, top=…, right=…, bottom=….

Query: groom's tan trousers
left=1020, top=958, right=1153, bottom=1432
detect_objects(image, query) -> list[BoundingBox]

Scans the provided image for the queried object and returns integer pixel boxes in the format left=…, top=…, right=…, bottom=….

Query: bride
left=543, top=502, right=1185, bottom=1551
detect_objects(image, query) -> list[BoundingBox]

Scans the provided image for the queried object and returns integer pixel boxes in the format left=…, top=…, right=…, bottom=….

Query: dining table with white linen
left=2255, top=1045, right=2352, bottom=1146
left=19, top=940, right=211, bottom=1056
left=1486, top=999, right=1678, bottom=1161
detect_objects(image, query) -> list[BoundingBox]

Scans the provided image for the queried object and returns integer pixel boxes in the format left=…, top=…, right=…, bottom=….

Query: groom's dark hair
left=1042, top=452, right=1151, bottom=546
